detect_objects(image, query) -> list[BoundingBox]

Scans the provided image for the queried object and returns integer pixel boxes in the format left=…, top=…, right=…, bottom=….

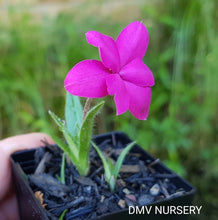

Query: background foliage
left=0, top=0, right=217, bottom=219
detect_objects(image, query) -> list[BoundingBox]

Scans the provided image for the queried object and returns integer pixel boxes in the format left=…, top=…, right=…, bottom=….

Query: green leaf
left=56, top=175, right=61, bottom=182
left=65, top=92, right=83, bottom=138
left=61, top=153, right=66, bottom=184
left=78, top=101, right=104, bottom=175
left=49, top=134, right=77, bottom=164
left=91, top=141, right=112, bottom=182
left=113, top=141, right=136, bottom=179
left=48, top=110, right=79, bottom=158
left=109, top=175, right=116, bottom=192
left=92, top=141, right=117, bottom=192
left=92, top=141, right=136, bottom=192
left=48, top=110, right=65, bottom=131
left=58, top=209, right=68, bottom=220
left=107, top=157, right=115, bottom=172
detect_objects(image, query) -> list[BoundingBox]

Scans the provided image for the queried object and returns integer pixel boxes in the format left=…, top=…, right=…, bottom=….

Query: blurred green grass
left=0, top=0, right=218, bottom=219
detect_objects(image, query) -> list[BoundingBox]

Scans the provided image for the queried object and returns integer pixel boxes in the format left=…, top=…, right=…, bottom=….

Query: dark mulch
left=27, top=137, right=186, bottom=220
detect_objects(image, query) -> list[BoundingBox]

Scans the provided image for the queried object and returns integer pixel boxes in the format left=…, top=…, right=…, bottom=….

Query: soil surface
left=27, top=133, right=187, bottom=220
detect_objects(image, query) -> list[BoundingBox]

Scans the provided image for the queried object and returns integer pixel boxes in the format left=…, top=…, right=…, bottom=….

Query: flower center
left=109, top=68, right=113, bottom=73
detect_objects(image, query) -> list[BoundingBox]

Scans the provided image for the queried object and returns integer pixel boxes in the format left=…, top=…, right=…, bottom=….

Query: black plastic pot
left=10, top=131, right=195, bottom=220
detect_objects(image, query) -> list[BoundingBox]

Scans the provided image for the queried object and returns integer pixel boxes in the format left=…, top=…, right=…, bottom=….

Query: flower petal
left=64, top=60, right=109, bottom=98
left=106, top=74, right=129, bottom=115
left=125, top=82, right=152, bottom=120
left=86, top=31, right=120, bottom=73
left=120, top=58, right=155, bottom=87
left=116, top=21, right=149, bottom=67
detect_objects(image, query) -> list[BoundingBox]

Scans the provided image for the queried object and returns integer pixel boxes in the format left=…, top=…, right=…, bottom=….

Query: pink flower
left=64, top=21, right=155, bottom=120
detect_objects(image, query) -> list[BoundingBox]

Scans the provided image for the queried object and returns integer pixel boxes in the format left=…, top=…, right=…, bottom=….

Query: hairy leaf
left=49, top=134, right=77, bottom=164
left=78, top=101, right=104, bottom=175
left=65, top=92, right=83, bottom=138
left=49, top=110, right=79, bottom=158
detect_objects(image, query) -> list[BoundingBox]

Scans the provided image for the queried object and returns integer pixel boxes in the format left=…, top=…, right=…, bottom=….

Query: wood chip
left=34, top=191, right=47, bottom=208
left=123, top=188, right=131, bottom=195
left=120, top=165, right=140, bottom=173
left=75, top=176, right=95, bottom=186
left=30, top=174, right=70, bottom=198
left=125, top=194, right=137, bottom=202
left=111, top=149, right=140, bottom=157
left=34, top=152, right=52, bottom=175
left=118, top=199, right=126, bottom=208
left=117, top=179, right=126, bottom=187
left=100, top=195, right=105, bottom=203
